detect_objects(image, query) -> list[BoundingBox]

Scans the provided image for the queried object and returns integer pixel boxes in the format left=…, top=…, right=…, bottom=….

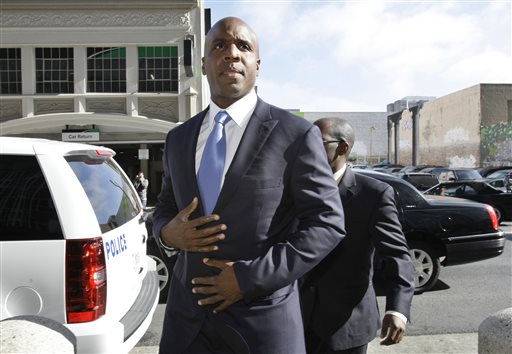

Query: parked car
left=350, top=164, right=372, bottom=170
left=372, top=163, right=404, bottom=169
left=438, top=168, right=482, bottom=182
left=419, top=166, right=450, bottom=178
left=400, top=172, right=439, bottom=191
left=357, top=170, right=505, bottom=293
left=398, top=165, right=441, bottom=176
left=478, top=165, right=512, bottom=178
left=484, top=168, right=512, bottom=180
left=486, top=178, right=508, bottom=192
left=0, top=138, right=159, bottom=353
left=373, top=166, right=403, bottom=175
left=424, top=181, right=512, bottom=222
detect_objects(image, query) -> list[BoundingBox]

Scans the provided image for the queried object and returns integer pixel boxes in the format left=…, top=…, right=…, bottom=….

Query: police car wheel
left=148, top=254, right=170, bottom=303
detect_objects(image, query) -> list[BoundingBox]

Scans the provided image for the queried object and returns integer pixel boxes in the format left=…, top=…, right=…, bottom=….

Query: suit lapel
left=214, top=99, right=278, bottom=212
left=182, top=109, right=208, bottom=215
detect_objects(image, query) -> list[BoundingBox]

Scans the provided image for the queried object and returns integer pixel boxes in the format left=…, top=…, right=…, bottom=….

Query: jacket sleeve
left=370, top=185, right=415, bottom=320
left=233, top=126, right=346, bottom=302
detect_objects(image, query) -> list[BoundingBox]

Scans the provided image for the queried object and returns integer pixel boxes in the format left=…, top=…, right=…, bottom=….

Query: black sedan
left=358, top=170, right=505, bottom=293
left=424, top=181, right=512, bottom=222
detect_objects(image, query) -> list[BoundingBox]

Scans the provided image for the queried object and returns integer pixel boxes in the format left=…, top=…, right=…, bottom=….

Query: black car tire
left=408, top=241, right=441, bottom=293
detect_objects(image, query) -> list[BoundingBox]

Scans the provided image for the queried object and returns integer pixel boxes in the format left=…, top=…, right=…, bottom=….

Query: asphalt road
left=134, top=223, right=512, bottom=350
left=393, top=222, right=512, bottom=336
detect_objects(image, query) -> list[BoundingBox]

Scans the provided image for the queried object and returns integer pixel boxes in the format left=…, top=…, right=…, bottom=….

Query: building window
left=0, top=48, right=22, bottom=95
left=138, top=46, right=178, bottom=93
left=35, top=48, right=74, bottom=94
left=87, top=47, right=126, bottom=93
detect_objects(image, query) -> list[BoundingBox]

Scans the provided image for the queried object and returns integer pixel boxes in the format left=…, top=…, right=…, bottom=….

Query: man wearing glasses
left=301, top=117, right=415, bottom=354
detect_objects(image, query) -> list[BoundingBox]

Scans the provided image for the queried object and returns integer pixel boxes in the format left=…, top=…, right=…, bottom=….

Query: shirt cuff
left=158, top=235, right=179, bottom=256
left=385, top=310, right=408, bottom=324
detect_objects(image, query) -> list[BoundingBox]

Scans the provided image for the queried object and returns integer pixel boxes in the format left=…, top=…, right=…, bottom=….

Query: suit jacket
left=152, top=98, right=345, bottom=353
left=301, top=168, right=415, bottom=351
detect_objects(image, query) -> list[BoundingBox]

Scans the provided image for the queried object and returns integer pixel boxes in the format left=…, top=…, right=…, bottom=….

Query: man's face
left=322, top=137, right=339, bottom=168
left=202, top=18, right=260, bottom=108
left=316, top=121, right=345, bottom=172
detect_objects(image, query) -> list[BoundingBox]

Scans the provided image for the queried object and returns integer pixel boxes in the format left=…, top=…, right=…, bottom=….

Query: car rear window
left=456, top=170, right=481, bottom=180
left=389, top=180, right=426, bottom=208
left=403, top=175, right=439, bottom=190
left=66, top=155, right=140, bottom=233
left=0, top=155, right=63, bottom=241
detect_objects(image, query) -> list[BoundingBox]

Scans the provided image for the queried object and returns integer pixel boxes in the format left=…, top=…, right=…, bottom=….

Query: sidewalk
left=368, top=332, right=477, bottom=353
left=130, top=333, right=478, bottom=354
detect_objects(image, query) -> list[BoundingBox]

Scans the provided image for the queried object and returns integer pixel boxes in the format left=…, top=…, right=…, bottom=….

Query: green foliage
left=481, top=121, right=512, bottom=159
left=291, top=111, right=305, bottom=118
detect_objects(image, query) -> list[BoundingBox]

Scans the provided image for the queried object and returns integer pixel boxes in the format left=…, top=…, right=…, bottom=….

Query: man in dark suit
left=301, top=117, right=415, bottom=354
left=152, top=17, right=345, bottom=353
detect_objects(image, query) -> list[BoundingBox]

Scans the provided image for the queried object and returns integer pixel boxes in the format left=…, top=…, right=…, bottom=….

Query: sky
left=203, top=0, right=512, bottom=112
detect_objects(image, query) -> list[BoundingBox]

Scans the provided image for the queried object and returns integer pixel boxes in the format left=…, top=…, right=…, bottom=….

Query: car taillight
left=485, top=205, right=499, bottom=230
left=66, top=237, right=107, bottom=323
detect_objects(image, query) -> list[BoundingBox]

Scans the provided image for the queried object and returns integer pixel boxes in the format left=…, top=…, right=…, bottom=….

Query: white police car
left=0, top=137, right=159, bottom=353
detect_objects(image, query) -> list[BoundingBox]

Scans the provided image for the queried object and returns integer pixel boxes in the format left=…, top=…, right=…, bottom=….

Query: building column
left=126, top=46, right=138, bottom=116
left=184, top=87, right=198, bottom=121
left=411, top=106, right=420, bottom=165
left=21, top=47, right=35, bottom=117
left=394, top=116, right=400, bottom=165
left=73, top=47, right=86, bottom=113
left=387, top=117, right=394, bottom=163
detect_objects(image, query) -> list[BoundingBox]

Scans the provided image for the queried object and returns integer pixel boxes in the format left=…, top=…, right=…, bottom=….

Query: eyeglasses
left=322, top=139, right=347, bottom=145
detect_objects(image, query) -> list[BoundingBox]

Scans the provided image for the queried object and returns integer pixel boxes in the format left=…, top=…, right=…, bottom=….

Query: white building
left=0, top=0, right=208, bottom=201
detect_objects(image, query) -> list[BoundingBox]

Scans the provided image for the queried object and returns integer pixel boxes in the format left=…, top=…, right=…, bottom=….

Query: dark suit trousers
left=180, top=319, right=249, bottom=354
left=306, top=329, right=368, bottom=354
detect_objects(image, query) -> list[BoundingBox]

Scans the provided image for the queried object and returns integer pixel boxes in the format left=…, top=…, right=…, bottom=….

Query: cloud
left=207, top=0, right=512, bottom=111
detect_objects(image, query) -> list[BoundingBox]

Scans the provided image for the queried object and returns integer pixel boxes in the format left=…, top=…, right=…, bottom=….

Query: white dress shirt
left=160, top=90, right=258, bottom=255
left=195, top=89, right=257, bottom=187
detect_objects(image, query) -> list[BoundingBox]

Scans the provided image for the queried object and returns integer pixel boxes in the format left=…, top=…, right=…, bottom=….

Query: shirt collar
left=209, top=89, right=257, bottom=128
left=333, top=164, right=348, bottom=183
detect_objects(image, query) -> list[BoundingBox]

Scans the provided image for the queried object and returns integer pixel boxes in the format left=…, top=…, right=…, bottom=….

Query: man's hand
left=380, top=313, right=406, bottom=345
left=192, top=258, right=243, bottom=314
left=160, top=197, right=226, bottom=252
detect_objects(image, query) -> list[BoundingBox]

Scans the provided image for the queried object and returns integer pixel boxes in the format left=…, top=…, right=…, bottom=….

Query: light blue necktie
left=197, top=111, right=231, bottom=215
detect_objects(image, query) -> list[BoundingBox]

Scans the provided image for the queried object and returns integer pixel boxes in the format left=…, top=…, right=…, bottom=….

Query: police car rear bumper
left=69, top=257, right=159, bottom=353
left=121, top=265, right=159, bottom=340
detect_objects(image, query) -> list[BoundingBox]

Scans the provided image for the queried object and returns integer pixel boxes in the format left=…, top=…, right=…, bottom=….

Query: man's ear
left=201, top=57, right=206, bottom=75
left=336, top=142, right=349, bottom=157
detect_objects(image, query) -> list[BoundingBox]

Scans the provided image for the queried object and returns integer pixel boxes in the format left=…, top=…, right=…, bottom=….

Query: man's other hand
left=192, top=258, right=243, bottom=314
left=379, top=313, right=406, bottom=345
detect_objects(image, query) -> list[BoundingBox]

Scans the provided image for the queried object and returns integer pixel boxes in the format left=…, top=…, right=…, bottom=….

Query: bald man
left=152, top=18, right=345, bottom=353
left=301, top=117, right=415, bottom=354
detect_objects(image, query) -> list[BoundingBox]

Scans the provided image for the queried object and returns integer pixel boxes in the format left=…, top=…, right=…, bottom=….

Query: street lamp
left=369, top=126, right=376, bottom=163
